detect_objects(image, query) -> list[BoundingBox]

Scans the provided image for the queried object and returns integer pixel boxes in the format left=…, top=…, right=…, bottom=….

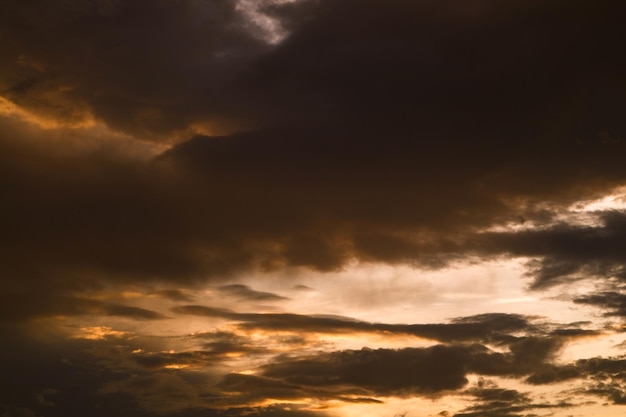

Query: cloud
left=150, top=289, right=196, bottom=302
left=175, top=306, right=598, bottom=351
left=2, top=0, right=626, bottom=312
left=3, top=0, right=625, bottom=141
left=0, top=309, right=599, bottom=417
left=217, top=284, right=288, bottom=302
left=244, top=0, right=626, bottom=138
left=453, top=380, right=570, bottom=417
left=0, top=323, right=156, bottom=417
left=0, top=292, right=167, bottom=321
left=3, top=2, right=626, bottom=415
left=173, top=306, right=541, bottom=342
left=256, top=339, right=568, bottom=398
left=260, top=345, right=472, bottom=396
left=574, top=291, right=626, bottom=318
left=476, top=211, right=626, bottom=289
left=527, top=356, right=626, bottom=405
left=0, top=0, right=274, bottom=138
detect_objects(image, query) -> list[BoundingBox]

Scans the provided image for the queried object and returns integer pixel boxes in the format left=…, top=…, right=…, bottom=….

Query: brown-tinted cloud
left=3, top=2, right=626, bottom=415
left=452, top=378, right=572, bottom=417
left=3, top=0, right=626, bottom=139
left=0, top=309, right=600, bottom=417
left=526, top=356, right=626, bottom=405
left=217, top=284, right=288, bottom=302
left=174, top=306, right=593, bottom=388
left=0, top=292, right=166, bottom=321
left=245, top=0, right=626, bottom=137
left=173, top=306, right=543, bottom=343
left=574, top=291, right=626, bottom=318
left=2, top=0, right=626, bottom=309
left=260, top=345, right=471, bottom=396
left=0, top=0, right=273, bottom=138
left=256, top=338, right=568, bottom=398
left=475, top=211, right=626, bottom=289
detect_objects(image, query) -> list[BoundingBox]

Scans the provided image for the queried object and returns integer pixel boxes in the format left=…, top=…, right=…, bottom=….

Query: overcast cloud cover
left=2, top=1, right=626, bottom=416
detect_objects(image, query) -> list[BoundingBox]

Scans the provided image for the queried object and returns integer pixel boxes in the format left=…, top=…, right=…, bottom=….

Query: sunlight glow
left=571, top=186, right=626, bottom=212
left=0, top=95, right=96, bottom=129
left=72, top=326, right=133, bottom=340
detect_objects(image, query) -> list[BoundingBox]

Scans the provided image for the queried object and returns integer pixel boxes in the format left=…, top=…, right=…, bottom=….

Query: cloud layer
left=2, top=1, right=626, bottom=416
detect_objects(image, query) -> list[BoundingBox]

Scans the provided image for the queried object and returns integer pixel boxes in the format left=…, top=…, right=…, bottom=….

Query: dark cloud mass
left=2, top=0, right=626, bottom=416
left=2, top=0, right=626, bottom=291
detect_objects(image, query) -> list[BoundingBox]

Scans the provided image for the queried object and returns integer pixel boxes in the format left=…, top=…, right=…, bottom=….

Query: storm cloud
left=3, top=1, right=626, bottom=416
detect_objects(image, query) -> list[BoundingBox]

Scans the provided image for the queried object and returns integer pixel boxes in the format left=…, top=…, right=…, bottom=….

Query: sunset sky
left=2, top=1, right=626, bottom=416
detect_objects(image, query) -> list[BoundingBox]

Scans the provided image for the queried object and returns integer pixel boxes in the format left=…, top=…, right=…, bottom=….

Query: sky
left=2, top=1, right=626, bottom=416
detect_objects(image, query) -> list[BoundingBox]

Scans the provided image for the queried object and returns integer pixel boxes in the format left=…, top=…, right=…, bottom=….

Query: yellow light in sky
left=72, top=326, right=133, bottom=340
left=0, top=95, right=96, bottom=129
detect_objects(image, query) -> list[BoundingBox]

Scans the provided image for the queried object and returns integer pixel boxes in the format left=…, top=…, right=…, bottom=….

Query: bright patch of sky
left=236, top=0, right=304, bottom=44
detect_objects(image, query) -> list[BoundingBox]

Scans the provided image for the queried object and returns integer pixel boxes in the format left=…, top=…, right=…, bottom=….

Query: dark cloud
left=199, top=331, right=270, bottom=357
left=174, top=306, right=542, bottom=344
left=150, top=289, right=195, bottom=302
left=131, top=335, right=268, bottom=369
left=217, top=371, right=380, bottom=406
left=476, top=211, right=626, bottom=289
left=174, top=307, right=602, bottom=366
left=583, top=382, right=626, bottom=405
left=245, top=0, right=626, bottom=138
left=156, top=127, right=626, bottom=277
left=131, top=351, right=228, bottom=369
left=257, top=339, right=569, bottom=398
left=452, top=379, right=570, bottom=417
left=574, top=291, right=626, bottom=318
left=0, top=323, right=155, bottom=417
left=217, top=373, right=310, bottom=403
left=260, top=345, right=471, bottom=396
left=0, top=292, right=167, bottom=321
left=2, top=0, right=626, bottom=313
left=217, top=284, right=288, bottom=302
left=0, top=313, right=599, bottom=417
left=174, top=404, right=329, bottom=417
left=3, top=0, right=626, bottom=139
left=0, top=0, right=271, bottom=137
left=526, top=364, right=582, bottom=385
left=3, top=1, right=626, bottom=415
left=526, top=356, right=626, bottom=404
